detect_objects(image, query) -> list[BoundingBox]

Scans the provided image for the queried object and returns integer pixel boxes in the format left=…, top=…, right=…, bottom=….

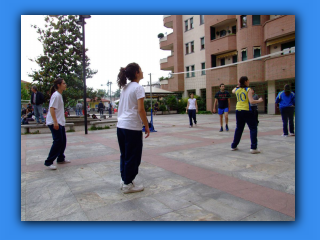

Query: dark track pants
left=45, top=124, right=66, bottom=166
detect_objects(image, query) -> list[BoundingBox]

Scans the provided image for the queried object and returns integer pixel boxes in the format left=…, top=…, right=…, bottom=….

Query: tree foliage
left=21, top=82, right=31, bottom=100
left=28, top=15, right=98, bottom=105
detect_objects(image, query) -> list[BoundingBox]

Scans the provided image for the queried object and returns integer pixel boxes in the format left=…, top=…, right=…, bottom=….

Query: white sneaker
left=250, top=149, right=261, bottom=154
left=289, top=133, right=295, bottom=136
left=120, top=180, right=135, bottom=190
left=122, top=183, right=144, bottom=194
left=281, top=134, right=288, bottom=137
left=231, top=147, right=238, bottom=151
left=48, top=165, right=57, bottom=170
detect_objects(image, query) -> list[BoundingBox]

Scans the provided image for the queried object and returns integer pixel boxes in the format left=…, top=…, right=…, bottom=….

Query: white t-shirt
left=117, top=82, right=145, bottom=131
left=188, top=98, right=197, bottom=109
left=46, top=91, right=66, bottom=126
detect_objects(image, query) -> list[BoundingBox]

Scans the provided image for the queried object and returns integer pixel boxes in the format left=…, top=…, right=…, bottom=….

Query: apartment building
left=159, top=15, right=295, bottom=114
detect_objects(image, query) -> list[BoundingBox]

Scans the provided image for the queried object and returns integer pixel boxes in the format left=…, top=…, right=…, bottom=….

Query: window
left=219, top=30, right=227, bottom=37
left=201, top=62, right=205, bottom=75
left=252, top=15, right=261, bottom=25
left=200, top=15, right=204, bottom=25
left=211, top=55, right=216, bottom=67
left=190, top=18, right=194, bottom=29
left=241, top=15, right=247, bottom=28
left=210, top=26, right=216, bottom=40
left=232, top=55, right=237, bottom=63
left=185, top=20, right=188, bottom=31
left=191, top=41, right=194, bottom=53
left=232, top=25, right=236, bottom=34
left=253, top=47, right=261, bottom=58
left=185, top=43, right=189, bottom=54
left=221, top=58, right=225, bottom=66
left=200, top=37, right=205, bottom=49
left=241, top=49, right=247, bottom=61
left=186, top=66, right=190, bottom=78
left=191, top=65, right=195, bottom=77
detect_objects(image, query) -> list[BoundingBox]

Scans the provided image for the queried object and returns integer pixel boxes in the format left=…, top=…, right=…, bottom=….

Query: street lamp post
left=76, top=15, right=91, bottom=134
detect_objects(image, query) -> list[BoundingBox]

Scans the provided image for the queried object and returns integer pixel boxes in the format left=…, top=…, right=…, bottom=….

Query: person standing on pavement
left=117, top=62, right=150, bottom=193
left=250, top=87, right=260, bottom=126
left=154, top=102, right=159, bottom=116
left=213, top=83, right=231, bottom=132
left=75, top=101, right=82, bottom=116
left=231, top=76, right=263, bottom=154
left=98, top=100, right=104, bottom=116
left=44, top=78, right=70, bottom=170
left=275, top=84, right=295, bottom=137
left=186, top=93, right=198, bottom=128
left=31, top=86, right=46, bottom=125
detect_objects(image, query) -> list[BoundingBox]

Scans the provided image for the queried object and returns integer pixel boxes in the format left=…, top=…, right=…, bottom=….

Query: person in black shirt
left=213, top=83, right=231, bottom=132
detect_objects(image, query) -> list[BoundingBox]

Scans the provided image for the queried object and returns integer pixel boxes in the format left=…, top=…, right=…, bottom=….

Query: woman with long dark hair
left=44, top=78, right=70, bottom=169
left=275, top=84, right=295, bottom=136
left=117, top=62, right=150, bottom=193
left=231, top=76, right=263, bottom=154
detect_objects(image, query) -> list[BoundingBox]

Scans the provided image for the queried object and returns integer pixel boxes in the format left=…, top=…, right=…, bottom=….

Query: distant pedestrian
left=108, top=103, right=112, bottom=118
left=250, top=87, right=260, bottom=126
left=98, top=100, right=104, bottom=116
left=117, top=62, right=150, bottom=193
left=154, top=102, right=159, bottom=115
left=44, top=78, right=70, bottom=170
left=275, top=84, right=295, bottom=137
left=186, top=93, right=198, bottom=127
left=75, top=102, right=82, bottom=116
left=213, top=83, right=231, bottom=132
left=31, top=86, right=46, bottom=125
left=231, top=76, right=263, bottom=154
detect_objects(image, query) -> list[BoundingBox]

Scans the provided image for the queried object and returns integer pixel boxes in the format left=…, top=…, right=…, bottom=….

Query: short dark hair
left=32, top=86, right=37, bottom=91
left=219, top=83, right=224, bottom=87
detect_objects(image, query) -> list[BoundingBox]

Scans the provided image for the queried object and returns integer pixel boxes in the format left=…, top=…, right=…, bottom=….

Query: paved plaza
left=21, top=113, right=295, bottom=221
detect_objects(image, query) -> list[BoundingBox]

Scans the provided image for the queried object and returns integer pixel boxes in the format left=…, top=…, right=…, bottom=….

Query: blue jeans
left=33, top=104, right=45, bottom=123
left=188, top=109, right=197, bottom=126
left=117, top=128, right=143, bottom=185
left=280, top=107, right=295, bottom=135
left=44, top=125, right=66, bottom=166
left=231, top=110, right=258, bottom=150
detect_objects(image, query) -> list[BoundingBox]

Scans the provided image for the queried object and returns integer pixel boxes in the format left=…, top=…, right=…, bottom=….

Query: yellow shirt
left=235, top=87, right=251, bottom=111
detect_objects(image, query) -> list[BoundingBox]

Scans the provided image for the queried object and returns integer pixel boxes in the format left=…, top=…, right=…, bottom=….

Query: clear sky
left=21, top=15, right=173, bottom=93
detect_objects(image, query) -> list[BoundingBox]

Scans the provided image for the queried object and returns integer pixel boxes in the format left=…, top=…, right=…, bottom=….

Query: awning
left=216, top=50, right=237, bottom=59
left=266, top=34, right=295, bottom=46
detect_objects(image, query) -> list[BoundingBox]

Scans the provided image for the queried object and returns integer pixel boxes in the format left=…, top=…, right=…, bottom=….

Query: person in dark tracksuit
left=116, top=62, right=150, bottom=194
left=275, top=84, right=295, bottom=137
left=231, top=76, right=263, bottom=154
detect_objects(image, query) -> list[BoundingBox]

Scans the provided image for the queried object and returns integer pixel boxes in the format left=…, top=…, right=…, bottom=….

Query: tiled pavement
left=21, top=113, right=295, bottom=221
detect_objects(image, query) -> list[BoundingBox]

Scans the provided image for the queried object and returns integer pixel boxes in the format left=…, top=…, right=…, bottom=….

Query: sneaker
left=281, top=134, right=288, bottom=137
left=189, top=125, right=193, bottom=128
left=289, top=133, right=295, bottom=136
left=47, top=165, right=57, bottom=170
left=250, top=149, right=261, bottom=154
left=57, top=159, right=71, bottom=164
left=122, top=183, right=144, bottom=194
left=219, top=127, right=223, bottom=132
left=226, top=124, right=229, bottom=131
left=231, top=147, right=238, bottom=151
left=120, top=180, right=135, bottom=190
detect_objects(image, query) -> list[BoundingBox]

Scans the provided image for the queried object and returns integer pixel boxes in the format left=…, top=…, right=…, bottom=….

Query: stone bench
left=21, top=123, right=75, bottom=134
left=90, top=119, right=117, bottom=128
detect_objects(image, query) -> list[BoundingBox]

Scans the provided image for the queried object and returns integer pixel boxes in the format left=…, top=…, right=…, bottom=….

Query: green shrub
left=159, top=105, right=167, bottom=111
left=66, top=129, right=75, bottom=132
left=158, top=33, right=164, bottom=38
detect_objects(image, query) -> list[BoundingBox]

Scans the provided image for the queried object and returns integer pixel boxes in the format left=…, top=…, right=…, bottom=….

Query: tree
left=21, top=82, right=31, bottom=100
left=96, top=89, right=107, bottom=99
left=113, top=89, right=120, bottom=98
left=28, top=15, right=98, bottom=106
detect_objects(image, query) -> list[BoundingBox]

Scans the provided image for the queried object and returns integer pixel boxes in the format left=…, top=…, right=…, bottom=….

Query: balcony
left=208, top=15, right=236, bottom=27
left=163, top=15, right=173, bottom=28
left=160, top=55, right=174, bottom=71
left=265, top=53, right=295, bottom=81
left=237, top=60, right=265, bottom=82
left=160, top=32, right=174, bottom=50
left=207, top=66, right=237, bottom=86
left=264, top=15, right=295, bottom=41
left=167, top=74, right=184, bottom=92
left=208, top=34, right=237, bottom=55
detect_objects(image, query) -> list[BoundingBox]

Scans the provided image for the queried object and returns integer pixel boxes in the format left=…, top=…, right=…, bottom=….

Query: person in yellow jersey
left=231, top=76, right=263, bottom=154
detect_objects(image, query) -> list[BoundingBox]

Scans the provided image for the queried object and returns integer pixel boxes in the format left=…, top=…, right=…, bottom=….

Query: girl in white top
left=44, top=78, right=70, bottom=169
left=117, top=62, right=150, bottom=194
left=186, top=93, right=198, bottom=127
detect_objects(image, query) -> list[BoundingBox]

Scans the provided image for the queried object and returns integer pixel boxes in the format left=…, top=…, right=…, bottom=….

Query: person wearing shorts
left=213, top=83, right=231, bottom=132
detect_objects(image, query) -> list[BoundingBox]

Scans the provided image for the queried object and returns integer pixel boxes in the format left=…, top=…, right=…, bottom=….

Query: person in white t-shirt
left=44, top=78, right=70, bottom=170
left=117, top=62, right=150, bottom=194
left=186, top=93, right=198, bottom=128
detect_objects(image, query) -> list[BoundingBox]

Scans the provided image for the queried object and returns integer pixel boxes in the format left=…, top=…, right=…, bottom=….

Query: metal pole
left=82, top=17, right=88, bottom=134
